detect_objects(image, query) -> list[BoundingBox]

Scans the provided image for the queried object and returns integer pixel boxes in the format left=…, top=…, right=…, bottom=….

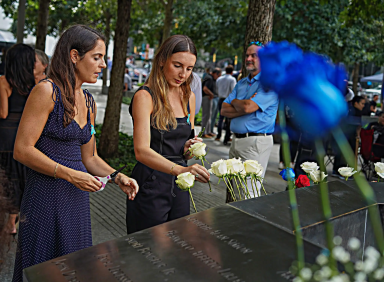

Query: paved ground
left=0, top=82, right=341, bottom=281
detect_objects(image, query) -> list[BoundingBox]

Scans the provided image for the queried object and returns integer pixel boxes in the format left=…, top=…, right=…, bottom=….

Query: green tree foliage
left=1, top=0, right=117, bottom=37
left=273, top=0, right=383, bottom=65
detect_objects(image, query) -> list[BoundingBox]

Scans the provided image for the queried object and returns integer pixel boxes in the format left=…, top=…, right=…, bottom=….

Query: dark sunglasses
left=248, top=41, right=263, bottom=47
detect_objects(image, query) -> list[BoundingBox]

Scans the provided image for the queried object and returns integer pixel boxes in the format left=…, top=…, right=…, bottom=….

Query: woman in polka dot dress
left=12, top=25, right=139, bottom=282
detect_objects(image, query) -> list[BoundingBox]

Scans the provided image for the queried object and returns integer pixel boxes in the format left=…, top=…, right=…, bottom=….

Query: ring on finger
left=195, top=174, right=199, bottom=178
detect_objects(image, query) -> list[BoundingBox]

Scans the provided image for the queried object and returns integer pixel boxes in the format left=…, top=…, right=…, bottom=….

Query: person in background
left=215, top=65, right=236, bottom=145
left=201, top=68, right=221, bottom=138
left=34, top=49, right=49, bottom=84
left=367, top=111, right=384, bottom=145
left=209, top=68, right=222, bottom=136
left=127, top=35, right=209, bottom=234
left=332, top=96, right=365, bottom=177
left=190, top=72, right=202, bottom=115
left=221, top=41, right=278, bottom=200
left=124, top=67, right=132, bottom=91
left=0, top=44, right=35, bottom=241
left=370, top=95, right=379, bottom=115
left=12, top=25, right=138, bottom=282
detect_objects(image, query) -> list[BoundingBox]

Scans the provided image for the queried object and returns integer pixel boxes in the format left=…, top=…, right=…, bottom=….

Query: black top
left=202, top=74, right=218, bottom=98
left=9, top=87, right=28, bottom=113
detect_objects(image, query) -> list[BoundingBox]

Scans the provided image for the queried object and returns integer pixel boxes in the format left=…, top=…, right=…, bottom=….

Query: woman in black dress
left=127, top=35, right=210, bottom=234
left=0, top=44, right=35, bottom=237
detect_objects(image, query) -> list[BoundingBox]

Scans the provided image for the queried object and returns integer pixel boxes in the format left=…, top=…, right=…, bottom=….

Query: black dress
left=0, top=88, right=28, bottom=213
left=126, top=86, right=191, bottom=234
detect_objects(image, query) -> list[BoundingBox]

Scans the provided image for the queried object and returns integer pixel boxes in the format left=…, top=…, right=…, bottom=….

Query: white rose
left=309, top=170, right=327, bottom=183
left=175, top=172, right=195, bottom=190
left=374, top=162, right=384, bottom=178
left=338, top=167, right=357, bottom=178
left=210, top=159, right=228, bottom=177
left=189, top=142, right=207, bottom=157
left=226, top=158, right=245, bottom=175
left=300, top=162, right=319, bottom=173
left=244, top=160, right=263, bottom=177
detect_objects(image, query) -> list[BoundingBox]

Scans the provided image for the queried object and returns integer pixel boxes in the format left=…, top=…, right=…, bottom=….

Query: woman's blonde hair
left=146, top=35, right=197, bottom=131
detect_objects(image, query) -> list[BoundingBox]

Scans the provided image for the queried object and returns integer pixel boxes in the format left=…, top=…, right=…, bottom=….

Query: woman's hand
left=70, top=171, right=103, bottom=192
left=183, top=136, right=203, bottom=160
left=179, top=163, right=210, bottom=183
left=115, top=173, right=139, bottom=200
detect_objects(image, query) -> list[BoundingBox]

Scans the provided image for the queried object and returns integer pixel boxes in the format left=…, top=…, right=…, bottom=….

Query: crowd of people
left=0, top=23, right=383, bottom=281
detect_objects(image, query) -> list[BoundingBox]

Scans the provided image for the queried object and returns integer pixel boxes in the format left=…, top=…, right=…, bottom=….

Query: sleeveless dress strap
left=39, top=79, right=64, bottom=115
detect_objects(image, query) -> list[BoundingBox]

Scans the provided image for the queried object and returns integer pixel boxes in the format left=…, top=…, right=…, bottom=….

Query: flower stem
left=200, top=158, right=212, bottom=192
left=242, top=176, right=252, bottom=198
left=237, top=175, right=250, bottom=199
left=250, top=175, right=258, bottom=197
left=233, top=176, right=243, bottom=200
left=314, top=139, right=337, bottom=275
left=279, top=103, right=305, bottom=271
left=227, top=176, right=238, bottom=201
left=223, top=177, right=236, bottom=201
left=258, top=176, right=268, bottom=195
left=188, top=189, right=197, bottom=213
left=333, top=127, right=384, bottom=255
left=251, top=175, right=260, bottom=197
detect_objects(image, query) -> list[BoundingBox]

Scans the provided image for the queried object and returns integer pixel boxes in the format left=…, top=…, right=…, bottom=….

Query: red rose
left=295, top=175, right=310, bottom=188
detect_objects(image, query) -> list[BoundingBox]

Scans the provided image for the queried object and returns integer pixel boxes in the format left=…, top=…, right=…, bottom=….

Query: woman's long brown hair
left=48, top=25, right=105, bottom=127
left=146, top=35, right=197, bottom=131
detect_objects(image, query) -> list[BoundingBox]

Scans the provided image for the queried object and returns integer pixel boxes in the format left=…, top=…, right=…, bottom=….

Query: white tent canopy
left=360, top=73, right=383, bottom=83
left=0, top=29, right=16, bottom=43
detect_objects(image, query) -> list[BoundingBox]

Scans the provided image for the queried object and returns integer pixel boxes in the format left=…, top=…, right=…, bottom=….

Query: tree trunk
left=35, top=0, right=51, bottom=51
left=16, top=0, right=26, bottom=43
left=102, top=10, right=112, bottom=94
left=241, top=0, right=276, bottom=77
left=352, top=62, right=359, bottom=96
left=161, top=0, right=174, bottom=44
left=98, top=0, right=132, bottom=158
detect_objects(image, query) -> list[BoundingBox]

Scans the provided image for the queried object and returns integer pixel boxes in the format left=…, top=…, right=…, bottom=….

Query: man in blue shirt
left=221, top=42, right=278, bottom=200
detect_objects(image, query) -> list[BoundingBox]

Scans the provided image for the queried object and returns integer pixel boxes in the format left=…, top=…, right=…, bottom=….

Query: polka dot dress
left=12, top=81, right=95, bottom=282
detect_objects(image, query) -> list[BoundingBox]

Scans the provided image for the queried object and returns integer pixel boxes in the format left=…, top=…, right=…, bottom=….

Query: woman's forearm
left=135, top=147, right=183, bottom=175
left=14, top=145, right=77, bottom=183
left=82, top=155, right=115, bottom=177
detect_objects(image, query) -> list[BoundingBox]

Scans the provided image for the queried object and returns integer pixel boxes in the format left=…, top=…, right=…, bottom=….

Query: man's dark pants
left=217, top=98, right=231, bottom=143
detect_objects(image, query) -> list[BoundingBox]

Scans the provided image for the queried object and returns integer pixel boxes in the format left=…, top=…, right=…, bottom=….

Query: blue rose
left=279, top=168, right=295, bottom=181
left=281, top=53, right=347, bottom=137
left=258, top=41, right=303, bottom=92
left=259, top=43, right=348, bottom=138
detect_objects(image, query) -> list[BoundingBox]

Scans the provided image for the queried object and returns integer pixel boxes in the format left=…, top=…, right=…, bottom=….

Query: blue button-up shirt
left=224, top=73, right=279, bottom=134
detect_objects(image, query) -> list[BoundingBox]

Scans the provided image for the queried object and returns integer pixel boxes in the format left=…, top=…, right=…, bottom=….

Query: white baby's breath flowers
left=189, top=142, right=207, bottom=158
left=300, top=162, right=319, bottom=173
left=347, top=237, right=361, bottom=251
left=354, top=272, right=366, bottom=282
left=364, top=258, right=378, bottom=274
left=365, top=246, right=380, bottom=260
left=309, top=170, right=327, bottom=184
left=299, top=268, right=312, bottom=280
left=175, top=172, right=195, bottom=190
left=338, top=167, right=357, bottom=178
left=320, top=266, right=332, bottom=279
left=374, top=162, right=384, bottom=178
left=330, top=274, right=349, bottom=282
left=226, top=158, right=245, bottom=175
left=244, top=160, right=263, bottom=177
left=332, top=246, right=350, bottom=263
left=210, top=159, right=227, bottom=177
left=333, top=236, right=342, bottom=246
left=316, top=254, right=328, bottom=266
left=373, top=268, right=384, bottom=280
left=292, top=277, right=303, bottom=282
left=355, top=261, right=364, bottom=272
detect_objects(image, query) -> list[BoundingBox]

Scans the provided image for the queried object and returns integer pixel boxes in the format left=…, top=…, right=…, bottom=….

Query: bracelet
left=54, top=163, right=59, bottom=179
left=170, top=164, right=177, bottom=175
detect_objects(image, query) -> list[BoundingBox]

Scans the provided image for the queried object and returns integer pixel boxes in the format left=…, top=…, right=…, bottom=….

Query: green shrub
left=122, top=96, right=132, bottom=105
left=95, top=124, right=137, bottom=176
left=195, top=107, right=202, bottom=125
